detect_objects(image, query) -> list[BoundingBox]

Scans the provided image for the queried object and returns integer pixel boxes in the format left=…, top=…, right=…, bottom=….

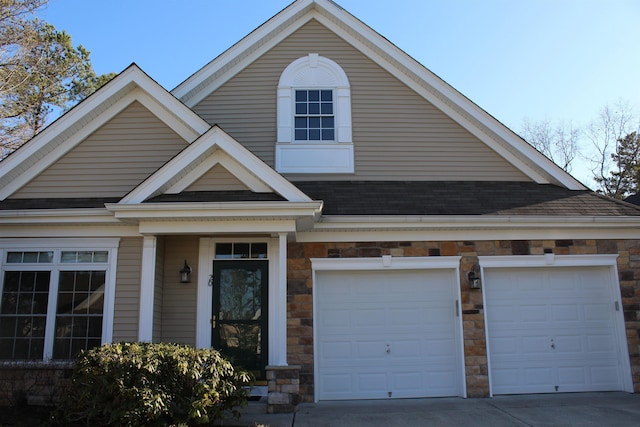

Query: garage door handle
left=386, top=344, right=391, bottom=354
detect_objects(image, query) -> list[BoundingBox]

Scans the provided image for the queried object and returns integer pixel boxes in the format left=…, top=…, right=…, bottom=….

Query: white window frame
left=276, top=53, right=354, bottom=173
left=0, top=238, right=119, bottom=360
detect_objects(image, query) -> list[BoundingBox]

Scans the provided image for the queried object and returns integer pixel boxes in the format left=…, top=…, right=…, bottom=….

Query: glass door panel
left=212, top=260, right=268, bottom=380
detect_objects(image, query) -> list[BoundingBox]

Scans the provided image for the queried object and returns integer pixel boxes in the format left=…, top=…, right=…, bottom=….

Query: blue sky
left=41, top=0, right=640, bottom=185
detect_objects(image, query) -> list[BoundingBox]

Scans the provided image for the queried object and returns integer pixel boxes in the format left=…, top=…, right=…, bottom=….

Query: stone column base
left=266, top=365, right=301, bottom=414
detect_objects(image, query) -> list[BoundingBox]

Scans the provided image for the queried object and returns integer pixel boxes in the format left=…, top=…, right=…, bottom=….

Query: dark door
left=212, top=260, right=268, bottom=380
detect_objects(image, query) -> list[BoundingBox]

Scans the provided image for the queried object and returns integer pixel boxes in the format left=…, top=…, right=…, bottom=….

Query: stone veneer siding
left=286, top=239, right=640, bottom=402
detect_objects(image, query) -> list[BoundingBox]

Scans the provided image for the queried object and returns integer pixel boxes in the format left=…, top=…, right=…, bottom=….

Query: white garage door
left=484, top=266, right=628, bottom=395
left=315, top=269, right=463, bottom=400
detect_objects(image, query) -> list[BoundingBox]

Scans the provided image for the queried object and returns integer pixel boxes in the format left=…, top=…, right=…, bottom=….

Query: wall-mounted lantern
left=180, top=260, right=192, bottom=283
left=468, top=265, right=481, bottom=289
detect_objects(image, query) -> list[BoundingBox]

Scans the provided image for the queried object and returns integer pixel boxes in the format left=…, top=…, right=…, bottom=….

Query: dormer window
left=276, top=54, right=353, bottom=173
left=295, top=89, right=334, bottom=141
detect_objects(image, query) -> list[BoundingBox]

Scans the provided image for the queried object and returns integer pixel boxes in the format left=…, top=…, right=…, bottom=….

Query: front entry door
left=212, top=260, right=268, bottom=380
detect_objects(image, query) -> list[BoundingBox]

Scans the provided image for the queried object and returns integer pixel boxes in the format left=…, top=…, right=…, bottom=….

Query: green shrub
left=52, top=342, right=251, bottom=426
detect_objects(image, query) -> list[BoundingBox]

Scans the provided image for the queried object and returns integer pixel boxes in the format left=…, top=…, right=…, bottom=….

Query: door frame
left=196, top=236, right=288, bottom=367
left=479, top=254, right=634, bottom=396
left=311, top=255, right=465, bottom=402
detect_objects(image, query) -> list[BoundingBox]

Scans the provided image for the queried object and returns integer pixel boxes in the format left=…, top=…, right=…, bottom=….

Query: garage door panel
left=316, top=269, right=462, bottom=400
left=485, top=266, right=626, bottom=395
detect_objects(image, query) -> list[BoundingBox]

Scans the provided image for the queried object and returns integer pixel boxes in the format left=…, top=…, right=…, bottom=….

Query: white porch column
left=138, top=235, right=157, bottom=342
left=269, top=232, right=289, bottom=366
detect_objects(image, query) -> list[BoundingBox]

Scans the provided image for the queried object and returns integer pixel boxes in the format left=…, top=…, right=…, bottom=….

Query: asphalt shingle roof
left=1, top=183, right=638, bottom=218
left=294, top=181, right=640, bottom=216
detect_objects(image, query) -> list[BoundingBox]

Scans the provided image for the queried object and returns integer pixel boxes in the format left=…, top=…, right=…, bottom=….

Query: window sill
left=275, top=143, right=354, bottom=174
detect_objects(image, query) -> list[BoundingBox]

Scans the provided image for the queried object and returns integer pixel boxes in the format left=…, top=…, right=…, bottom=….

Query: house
left=0, top=0, right=639, bottom=411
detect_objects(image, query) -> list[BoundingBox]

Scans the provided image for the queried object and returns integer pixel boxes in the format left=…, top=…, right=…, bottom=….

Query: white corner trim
left=311, top=255, right=461, bottom=271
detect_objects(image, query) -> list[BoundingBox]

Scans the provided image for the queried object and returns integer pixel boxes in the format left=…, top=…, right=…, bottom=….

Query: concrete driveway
left=222, top=392, right=640, bottom=426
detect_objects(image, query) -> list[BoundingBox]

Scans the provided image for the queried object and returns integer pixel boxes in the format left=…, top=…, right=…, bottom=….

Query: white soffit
left=172, top=0, right=585, bottom=190
left=0, top=64, right=210, bottom=201
left=120, top=126, right=313, bottom=204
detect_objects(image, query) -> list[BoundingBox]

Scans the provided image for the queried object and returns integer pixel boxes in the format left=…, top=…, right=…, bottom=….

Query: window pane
left=6, top=252, right=22, bottom=263
left=308, top=90, right=320, bottom=101
left=20, top=272, right=35, bottom=291
left=93, top=252, right=108, bottom=263
left=13, top=338, right=29, bottom=359
left=53, top=338, right=70, bottom=359
left=29, top=339, right=44, bottom=359
left=57, top=293, right=73, bottom=314
left=309, top=129, right=320, bottom=140
left=88, top=317, right=103, bottom=337
left=3, top=271, right=20, bottom=292
left=322, top=129, right=335, bottom=140
left=0, top=317, right=17, bottom=337
left=215, top=243, right=233, bottom=258
left=235, top=243, right=250, bottom=259
left=61, top=252, right=77, bottom=263
left=295, top=90, right=307, bottom=101
left=321, top=102, right=333, bottom=114
left=38, top=252, right=53, bottom=263
left=1, top=292, right=17, bottom=314
left=322, top=117, right=334, bottom=128
left=295, top=129, right=307, bottom=140
left=321, top=90, right=333, bottom=101
left=309, top=117, right=320, bottom=128
left=77, top=252, right=93, bottom=263
left=308, top=102, right=320, bottom=114
left=33, top=292, right=49, bottom=314
left=58, top=271, right=75, bottom=292
left=251, top=243, right=268, bottom=259
left=294, top=117, right=307, bottom=128
left=0, top=339, right=12, bottom=358
left=90, top=272, right=106, bottom=291
left=22, top=252, right=38, bottom=263
left=295, top=103, right=307, bottom=115
left=75, top=272, right=90, bottom=292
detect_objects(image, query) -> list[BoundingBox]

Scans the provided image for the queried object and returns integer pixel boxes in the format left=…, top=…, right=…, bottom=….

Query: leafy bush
left=52, top=342, right=251, bottom=426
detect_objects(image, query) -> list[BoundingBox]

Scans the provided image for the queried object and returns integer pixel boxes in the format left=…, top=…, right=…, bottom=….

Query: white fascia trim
left=172, top=0, right=315, bottom=103
left=309, top=12, right=583, bottom=189
left=313, top=215, right=640, bottom=228
left=121, top=127, right=312, bottom=204
left=0, top=225, right=140, bottom=238
left=478, top=254, right=619, bottom=268
left=139, top=219, right=297, bottom=235
left=0, top=67, right=209, bottom=200
left=106, top=201, right=322, bottom=221
left=311, top=255, right=461, bottom=271
left=0, top=209, right=120, bottom=224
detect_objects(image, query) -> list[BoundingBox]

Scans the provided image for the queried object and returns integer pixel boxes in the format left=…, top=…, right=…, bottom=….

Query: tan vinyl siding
left=185, top=164, right=249, bottom=191
left=161, top=236, right=198, bottom=345
left=11, top=102, right=189, bottom=199
left=193, top=20, right=528, bottom=182
left=113, top=237, right=142, bottom=342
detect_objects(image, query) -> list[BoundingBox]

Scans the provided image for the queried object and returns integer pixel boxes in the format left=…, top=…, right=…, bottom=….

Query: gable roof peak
left=0, top=64, right=210, bottom=201
left=120, top=125, right=312, bottom=204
